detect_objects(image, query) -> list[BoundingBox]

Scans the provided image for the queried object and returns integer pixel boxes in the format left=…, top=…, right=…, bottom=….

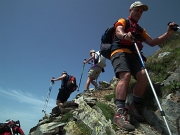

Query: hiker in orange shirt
left=111, top=1, right=178, bottom=131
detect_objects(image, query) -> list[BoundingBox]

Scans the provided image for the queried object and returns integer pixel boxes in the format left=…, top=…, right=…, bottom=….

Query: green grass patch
left=104, top=94, right=115, bottom=101
left=76, top=120, right=92, bottom=135
left=96, top=102, right=115, bottom=121
left=61, top=112, right=73, bottom=123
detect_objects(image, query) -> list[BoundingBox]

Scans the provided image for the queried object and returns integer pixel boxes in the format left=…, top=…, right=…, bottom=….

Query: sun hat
left=89, top=50, right=95, bottom=53
left=130, top=1, right=148, bottom=11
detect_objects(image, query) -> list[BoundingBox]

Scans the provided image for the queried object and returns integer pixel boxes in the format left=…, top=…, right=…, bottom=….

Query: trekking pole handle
left=51, top=77, right=55, bottom=85
left=131, top=32, right=142, bottom=40
left=84, top=59, right=91, bottom=64
left=168, top=22, right=179, bottom=31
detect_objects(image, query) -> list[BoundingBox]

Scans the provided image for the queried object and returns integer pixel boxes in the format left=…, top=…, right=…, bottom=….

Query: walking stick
left=132, top=36, right=172, bottom=135
left=77, top=61, right=86, bottom=92
left=42, top=77, right=55, bottom=114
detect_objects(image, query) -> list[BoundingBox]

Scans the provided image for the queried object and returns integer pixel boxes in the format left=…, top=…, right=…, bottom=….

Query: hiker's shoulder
left=115, top=18, right=127, bottom=28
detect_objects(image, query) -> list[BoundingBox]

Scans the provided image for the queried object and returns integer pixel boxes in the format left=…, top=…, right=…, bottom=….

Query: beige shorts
left=88, top=67, right=101, bottom=80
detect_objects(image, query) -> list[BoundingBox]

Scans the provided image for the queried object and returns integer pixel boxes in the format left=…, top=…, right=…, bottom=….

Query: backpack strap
left=112, top=18, right=130, bottom=42
left=124, top=18, right=130, bottom=31
left=124, top=18, right=143, bottom=34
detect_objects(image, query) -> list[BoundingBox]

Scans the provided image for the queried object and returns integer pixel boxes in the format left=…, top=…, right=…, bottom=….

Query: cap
left=62, top=71, right=67, bottom=74
left=130, top=1, right=148, bottom=11
left=90, top=50, right=95, bottom=53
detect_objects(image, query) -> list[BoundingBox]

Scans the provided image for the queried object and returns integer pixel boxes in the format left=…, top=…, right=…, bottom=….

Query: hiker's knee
left=86, top=77, right=92, bottom=83
left=56, top=100, right=62, bottom=105
left=136, top=70, right=147, bottom=81
left=118, top=72, right=131, bottom=81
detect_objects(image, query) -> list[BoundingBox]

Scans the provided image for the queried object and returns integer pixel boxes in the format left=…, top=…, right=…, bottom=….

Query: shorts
left=111, top=52, right=143, bottom=78
left=56, top=88, right=71, bottom=103
left=88, top=66, right=101, bottom=80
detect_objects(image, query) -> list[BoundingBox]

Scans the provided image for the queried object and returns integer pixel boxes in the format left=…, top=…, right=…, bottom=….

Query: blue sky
left=0, top=0, right=179, bottom=134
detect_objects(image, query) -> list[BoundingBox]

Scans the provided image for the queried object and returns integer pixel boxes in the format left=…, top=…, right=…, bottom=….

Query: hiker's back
left=66, top=75, right=78, bottom=92
left=61, top=74, right=69, bottom=89
left=94, top=51, right=106, bottom=68
left=61, top=73, right=77, bottom=92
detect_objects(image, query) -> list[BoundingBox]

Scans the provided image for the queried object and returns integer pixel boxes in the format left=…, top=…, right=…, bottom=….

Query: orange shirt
left=111, top=18, right=150, bottom=57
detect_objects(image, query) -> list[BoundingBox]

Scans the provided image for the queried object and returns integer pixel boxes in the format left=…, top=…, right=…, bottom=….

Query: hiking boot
left=95, top=86, right=103, bottom=90
left=128, top=102, right=145, bottom=122
left=113, top=107, right=135, bottom=131
left=84, top=89, right=89, bottom=92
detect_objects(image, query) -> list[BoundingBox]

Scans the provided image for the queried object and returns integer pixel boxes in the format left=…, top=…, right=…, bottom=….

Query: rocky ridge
left=29, top=78, right=180, bottom=135
left=29, top=35, right=180, bottom=135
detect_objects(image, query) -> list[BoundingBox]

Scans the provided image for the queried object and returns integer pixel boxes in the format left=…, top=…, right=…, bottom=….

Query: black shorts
left=111, top=52, right=143, bottom=78
left=56, top=88, right=71, bottom=103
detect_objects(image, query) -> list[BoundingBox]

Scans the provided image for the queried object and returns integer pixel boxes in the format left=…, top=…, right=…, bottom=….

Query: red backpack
left=66, top=75, right=78, bottom=92
left=0, top=120, right=24, bottom=135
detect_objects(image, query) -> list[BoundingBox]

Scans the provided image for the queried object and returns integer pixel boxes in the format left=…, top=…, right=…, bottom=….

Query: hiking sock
left=132, top=95, right=142, bottom=105
left=116, top=99, right=125, bottom=113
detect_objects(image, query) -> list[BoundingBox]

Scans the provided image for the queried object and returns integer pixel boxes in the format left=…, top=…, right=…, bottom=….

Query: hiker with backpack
left=51, top=71, right=77, bottom=108
left=83, top=50, right=106, bottom=91
left=0, top=120, right=25, bottom=135
left=105, top=1, right=179, bottom=131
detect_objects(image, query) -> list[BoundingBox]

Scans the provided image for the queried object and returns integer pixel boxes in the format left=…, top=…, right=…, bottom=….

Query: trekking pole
left=42, top=77, right=55, bottom=114
left=10, top=127, right=14, bottom=135
left=132, top=37, right=172, bottom=135
left=77, top=60, right=86, bottom=92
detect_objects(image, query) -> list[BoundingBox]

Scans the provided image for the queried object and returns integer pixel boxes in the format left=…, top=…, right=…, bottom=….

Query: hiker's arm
left=116, top=25, right=132, bottom=41
left=84, top=53, right=95, bottom=64
left=51, top=74, right=66, bottom=81
left=145, top=22, right=178, bottom=46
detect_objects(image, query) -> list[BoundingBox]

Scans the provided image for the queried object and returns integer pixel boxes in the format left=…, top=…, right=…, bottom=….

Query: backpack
left=0, top=120, right=20, bottom=135
left=66, top=75, right=78, bottom=92
left=94, top=51, right=106, bottom=68
left=100, top=18, right=130, bottom=60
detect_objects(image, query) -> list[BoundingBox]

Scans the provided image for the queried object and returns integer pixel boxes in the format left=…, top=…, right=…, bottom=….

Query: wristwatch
left=122, top=33, right=127, bottom=39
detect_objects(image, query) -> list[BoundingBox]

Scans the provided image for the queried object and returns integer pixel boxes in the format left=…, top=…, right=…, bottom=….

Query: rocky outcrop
left=29, top=81, right=180, bottom=135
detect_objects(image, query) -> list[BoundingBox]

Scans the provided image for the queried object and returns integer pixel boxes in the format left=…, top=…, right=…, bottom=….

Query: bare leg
left=116, top=72, right=131, bottom=100
left=85, top=77, right=91, bottom=90
left=56, top=100, right=63, bottom=108
left=90, top=79, right=98, bottom=88
left=133, top=70, right=147, bottom=97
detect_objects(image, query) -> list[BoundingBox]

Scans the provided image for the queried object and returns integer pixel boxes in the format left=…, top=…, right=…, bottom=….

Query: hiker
left=83, top=50, right=104, bottom=91
left=111, top=1, right=179, bottom=131
left=51, top=71, right=72, bottom=108
left=0, top=120, right=25, bottom=135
